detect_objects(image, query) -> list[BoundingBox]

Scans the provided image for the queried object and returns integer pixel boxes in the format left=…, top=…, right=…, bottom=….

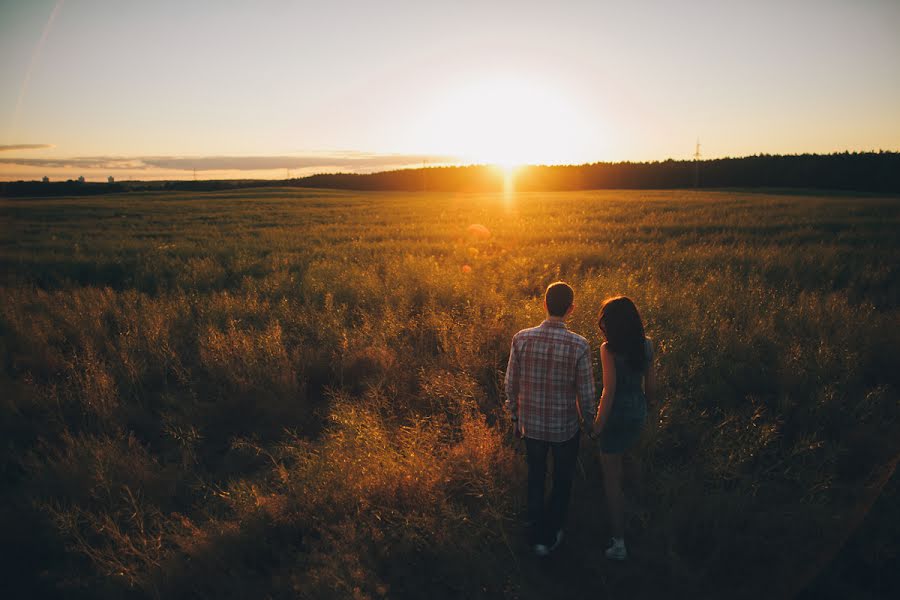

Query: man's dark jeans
left=524, top=432, right=580, bottom=546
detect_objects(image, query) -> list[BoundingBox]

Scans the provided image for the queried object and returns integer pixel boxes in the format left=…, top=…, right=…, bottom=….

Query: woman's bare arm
left=592, top=342, right=616, bottom=432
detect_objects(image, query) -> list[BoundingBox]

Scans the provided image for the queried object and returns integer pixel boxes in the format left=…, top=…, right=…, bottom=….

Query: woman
left=590, top=296, right=656, bottom=560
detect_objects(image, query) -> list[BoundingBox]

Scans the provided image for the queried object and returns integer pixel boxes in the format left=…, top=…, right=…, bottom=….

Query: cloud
left=0, top=156, right=119, bottom=169
left=0, top=144, right=54, bottom=152
left=141, top=153, right=457, bottom=171
left=0, top=152, right=458, bottom=172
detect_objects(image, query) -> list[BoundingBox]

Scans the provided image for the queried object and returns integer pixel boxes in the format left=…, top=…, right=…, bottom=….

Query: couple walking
left=505, top=281, right=657, bottom=559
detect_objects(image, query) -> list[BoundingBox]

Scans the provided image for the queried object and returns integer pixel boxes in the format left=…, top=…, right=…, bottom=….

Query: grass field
left=1, top=188, right=898, bottom=598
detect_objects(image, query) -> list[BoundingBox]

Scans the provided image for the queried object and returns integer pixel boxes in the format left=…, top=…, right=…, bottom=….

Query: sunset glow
left=421, top=78, right=594, bottom=167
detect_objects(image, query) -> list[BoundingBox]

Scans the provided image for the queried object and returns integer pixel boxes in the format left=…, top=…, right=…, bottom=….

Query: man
left=505, top=281, right=597, bottom=556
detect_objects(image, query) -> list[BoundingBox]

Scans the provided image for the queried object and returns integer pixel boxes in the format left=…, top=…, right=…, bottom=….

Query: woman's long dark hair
left=598, top=296, right=648, bottom=372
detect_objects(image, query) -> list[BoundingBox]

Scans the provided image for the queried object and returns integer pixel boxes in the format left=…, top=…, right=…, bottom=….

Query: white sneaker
left=549, top=530, right=564, bottom=552
left=605, top=537, right=627, bottom=560
left=535, top=531, right=563, bottom=557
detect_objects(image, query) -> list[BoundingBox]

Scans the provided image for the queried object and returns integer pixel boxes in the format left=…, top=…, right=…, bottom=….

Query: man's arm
left=575, top=343, right=597, bottom=424
left=504, top=336, right=520, bottom=421
left=644, top=338, right=657, bottom=407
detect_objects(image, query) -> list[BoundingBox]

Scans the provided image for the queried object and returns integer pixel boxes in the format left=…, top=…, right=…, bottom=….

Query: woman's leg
left=600, top=452, right=625, bottom=539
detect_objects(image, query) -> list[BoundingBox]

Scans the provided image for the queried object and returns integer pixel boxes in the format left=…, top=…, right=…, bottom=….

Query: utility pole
left=693, top=138, right=701, bottom=188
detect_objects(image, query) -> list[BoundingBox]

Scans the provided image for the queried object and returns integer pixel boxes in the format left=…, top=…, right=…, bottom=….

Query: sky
left=1, top=0, right=899, bottom=181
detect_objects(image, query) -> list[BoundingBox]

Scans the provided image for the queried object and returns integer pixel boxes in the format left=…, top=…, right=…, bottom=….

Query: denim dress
left=599, top=338, right=652, bottom=454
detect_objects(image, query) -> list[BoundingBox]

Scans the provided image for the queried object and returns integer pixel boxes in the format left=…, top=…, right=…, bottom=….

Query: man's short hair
left=545, top=281, right=574, bottom=317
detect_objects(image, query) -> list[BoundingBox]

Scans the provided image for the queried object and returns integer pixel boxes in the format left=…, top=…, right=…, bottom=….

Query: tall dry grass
left=0, top=188, right=898, bottom=597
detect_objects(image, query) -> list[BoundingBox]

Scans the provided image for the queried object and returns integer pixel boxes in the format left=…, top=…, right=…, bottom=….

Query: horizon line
left=2, top=149, right=898, bottom=184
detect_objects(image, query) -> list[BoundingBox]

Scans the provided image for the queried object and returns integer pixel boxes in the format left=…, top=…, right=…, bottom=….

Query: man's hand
left=509, top=417, right=522, bottom=440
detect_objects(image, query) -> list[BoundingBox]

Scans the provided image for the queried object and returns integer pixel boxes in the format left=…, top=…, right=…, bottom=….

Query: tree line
left=2, top=151, right=898, bottom=197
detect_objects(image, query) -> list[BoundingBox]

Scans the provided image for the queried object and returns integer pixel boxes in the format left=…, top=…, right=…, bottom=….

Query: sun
left=421, top=77, right=591, bottom=168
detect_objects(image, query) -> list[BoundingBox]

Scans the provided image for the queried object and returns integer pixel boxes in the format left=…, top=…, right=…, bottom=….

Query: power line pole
left=693, top=138, right=701, bottom=188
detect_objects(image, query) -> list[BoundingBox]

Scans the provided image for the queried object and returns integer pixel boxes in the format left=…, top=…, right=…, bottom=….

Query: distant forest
left=3, top=151, right=899, bottom=197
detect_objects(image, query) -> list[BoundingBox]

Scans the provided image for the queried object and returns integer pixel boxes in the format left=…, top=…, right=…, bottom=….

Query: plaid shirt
left=504, top=320, right=597, bottom=442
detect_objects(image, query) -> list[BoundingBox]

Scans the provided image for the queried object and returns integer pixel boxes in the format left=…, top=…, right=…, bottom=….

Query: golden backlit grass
left=1, top=188, right=898, bottom=598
